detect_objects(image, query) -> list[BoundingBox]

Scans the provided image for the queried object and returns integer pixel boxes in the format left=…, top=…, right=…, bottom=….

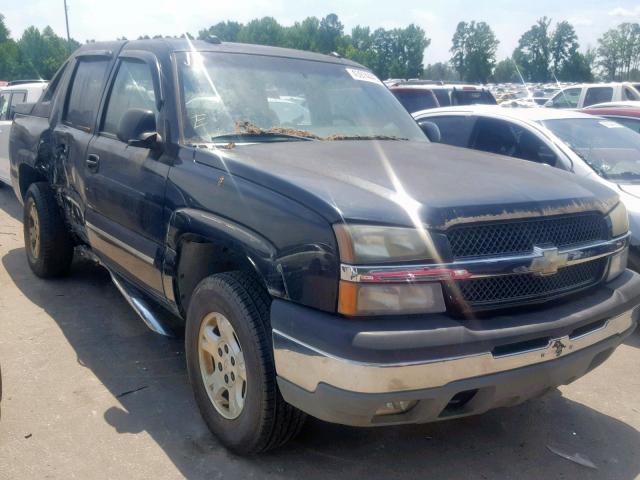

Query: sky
left=4, top=0, right=640, bottom=63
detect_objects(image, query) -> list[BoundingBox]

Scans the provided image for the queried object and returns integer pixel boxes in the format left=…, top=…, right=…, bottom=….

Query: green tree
left=237, top=17, right=285, bottom=47
left=513, top=17, right=552, bottom=82
left=492, top=58, right=520, bottom=83
left=559, top=51, right=594, bottom=82
left=285, top=17, right=320, bottom=51
left=317, top=13, right=343, bottom=53
left=550, top=21, right=578, bottom=76
left=198, top=21, right=243, bottom=42
left=597, top=23, right=640, bottom=80
left=450, top=21, right=499, bottom=83
left=423, top=62, right=457, bottom=81
left=0, top=13, right=10, bottom=43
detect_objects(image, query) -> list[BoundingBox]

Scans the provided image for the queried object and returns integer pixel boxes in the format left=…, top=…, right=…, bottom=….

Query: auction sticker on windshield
left=346, top=68, right=383, bottom=85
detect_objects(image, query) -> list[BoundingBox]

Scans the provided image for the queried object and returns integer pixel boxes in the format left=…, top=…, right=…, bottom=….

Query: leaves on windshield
left=228, top=121, right=409, bottom=142
left=235, top=121, right=321, bottom=140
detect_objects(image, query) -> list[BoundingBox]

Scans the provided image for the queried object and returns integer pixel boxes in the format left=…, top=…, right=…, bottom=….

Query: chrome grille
left=447, top=214, right=609, bottom=259
left=455, top=258, right=608, bottom=308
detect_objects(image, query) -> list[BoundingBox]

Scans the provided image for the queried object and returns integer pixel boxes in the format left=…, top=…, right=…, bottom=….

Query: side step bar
left=109, top=273, right=176, bottom=337
left=77, top=246, right=177, bottom=337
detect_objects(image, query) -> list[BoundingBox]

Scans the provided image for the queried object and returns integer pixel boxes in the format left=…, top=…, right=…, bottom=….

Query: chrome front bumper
left=273, top=308, right=637, bottom=395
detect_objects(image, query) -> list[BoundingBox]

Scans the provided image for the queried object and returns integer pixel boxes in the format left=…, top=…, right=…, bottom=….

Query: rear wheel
left=23, top=182, right=74, bottom=278
left=185, top=271, right=306, bottom=454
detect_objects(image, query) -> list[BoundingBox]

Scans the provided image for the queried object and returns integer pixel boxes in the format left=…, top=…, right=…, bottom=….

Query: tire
left=185, top=271, right=306, bottom=454
left=23, top=182, right=74, bottom=278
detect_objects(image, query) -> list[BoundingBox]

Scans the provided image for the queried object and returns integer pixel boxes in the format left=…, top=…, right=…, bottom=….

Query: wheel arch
left=167, top=209, right=285, bottom=315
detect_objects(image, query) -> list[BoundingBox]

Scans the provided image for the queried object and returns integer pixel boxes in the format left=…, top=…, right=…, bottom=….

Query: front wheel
left=185, top=271, right=306, bottom=454
left=23, top=182, right=74, bottom=278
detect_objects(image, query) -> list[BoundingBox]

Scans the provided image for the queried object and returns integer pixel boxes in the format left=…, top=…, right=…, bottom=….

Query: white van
left=0, top=81, right=48, bottom=184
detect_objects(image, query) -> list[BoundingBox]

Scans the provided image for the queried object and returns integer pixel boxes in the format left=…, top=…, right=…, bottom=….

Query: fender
left=165, top=208, right=286, bottom=303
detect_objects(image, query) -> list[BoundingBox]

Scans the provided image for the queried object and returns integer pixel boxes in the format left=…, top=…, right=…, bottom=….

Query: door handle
left=86, top=154, right=100, bottom=172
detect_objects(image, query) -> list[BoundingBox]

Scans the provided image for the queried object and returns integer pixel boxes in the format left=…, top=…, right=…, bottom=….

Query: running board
left=109, top=273, right=176, bottom=337
left=76, top=246, right=178, bottom=337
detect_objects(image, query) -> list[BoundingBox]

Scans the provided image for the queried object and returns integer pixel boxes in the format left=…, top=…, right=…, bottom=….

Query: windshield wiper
left=223, top=121, right=320, bottom=141
left=211, top=132, right=315, bottom=143
left=324, top=134, right=409, bottom=141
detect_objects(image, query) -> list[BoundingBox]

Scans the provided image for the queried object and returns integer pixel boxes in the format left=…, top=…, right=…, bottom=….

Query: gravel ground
left=0, top=185, right=638, bottom=480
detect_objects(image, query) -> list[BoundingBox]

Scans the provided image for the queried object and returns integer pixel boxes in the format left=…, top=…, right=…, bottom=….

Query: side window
left=513, top=129, right=557, bottom=165
left=64, top=58, right=110, bottom=131
left=422, top=115, right=475, bottom=147
left=624, top=87, right=640, bottom=101
left=473, top=117, right=557, bottom=165
left=551, top=88, right=581, bottom=108
left=102, top=59, right=159, bottom=136
left=583, top=87, right=614, bottom=107
left=10, top=92, right=27, bottom=108
left=0, top=92, right=10, bottom=120
left=472, top=117, right=518, bottom=156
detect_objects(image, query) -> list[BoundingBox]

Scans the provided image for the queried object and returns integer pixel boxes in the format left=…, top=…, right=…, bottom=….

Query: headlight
left=608, top=202, right=629, bottom=238
left=334, top=223, right=446, bottom=316
left=333, top=224, right=434, bottom=264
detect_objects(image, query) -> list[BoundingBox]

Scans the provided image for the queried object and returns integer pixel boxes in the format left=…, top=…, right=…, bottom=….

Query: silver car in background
left=413, top=106, right=640, bottom=270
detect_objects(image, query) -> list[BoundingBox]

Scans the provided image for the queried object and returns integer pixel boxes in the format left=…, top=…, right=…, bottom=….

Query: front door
left=84, top=54, right=168, bottom=294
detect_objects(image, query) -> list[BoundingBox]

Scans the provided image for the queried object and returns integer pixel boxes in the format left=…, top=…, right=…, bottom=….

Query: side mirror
left=419, top=121, right=441, bottom=143
left=117, top=108, right=161, bottom=149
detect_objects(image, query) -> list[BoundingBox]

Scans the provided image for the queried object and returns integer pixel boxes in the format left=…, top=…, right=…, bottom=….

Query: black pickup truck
left=9, top=39, right=640, bottom=454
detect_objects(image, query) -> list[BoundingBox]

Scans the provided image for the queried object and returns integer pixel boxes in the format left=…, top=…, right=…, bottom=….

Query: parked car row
left=3, top=39, right=639, bottom=455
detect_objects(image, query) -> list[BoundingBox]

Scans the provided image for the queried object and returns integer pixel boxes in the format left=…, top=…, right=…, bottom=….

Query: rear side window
left=391, top=90, right=439, bottom=113
left=624, top=87, right=640, bottom=101
left=102, top=59, right=158, bottom=136
left=0, top=92, right=10, bottom=120
left=64, top=58, right=110, bottom=131
left=422, top=115, right=475, bottom=147
left=432, top=90, right=451, bottom=107
left=583, top=87, right=613, bottom=107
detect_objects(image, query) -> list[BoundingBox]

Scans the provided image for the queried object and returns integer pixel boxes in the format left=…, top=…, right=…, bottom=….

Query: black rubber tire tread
left=23, top=182, right=74, bottom=278
left=186, top=271, right=306, bottom=454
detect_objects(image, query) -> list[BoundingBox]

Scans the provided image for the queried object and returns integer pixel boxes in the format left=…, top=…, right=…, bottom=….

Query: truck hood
left=195, top=141, right=619, bottom=229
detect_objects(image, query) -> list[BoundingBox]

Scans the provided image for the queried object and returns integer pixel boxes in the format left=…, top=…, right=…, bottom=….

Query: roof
left=0, top=82, right=48, bottom=92
left=76, top=39, right=363, bottom=68
left=413, top=105, right=596, bottom=122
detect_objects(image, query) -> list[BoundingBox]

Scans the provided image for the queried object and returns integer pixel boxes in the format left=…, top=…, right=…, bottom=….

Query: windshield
left=542, top=118, right=640, bottom=183
left=176, top=51, right=426, bottom=144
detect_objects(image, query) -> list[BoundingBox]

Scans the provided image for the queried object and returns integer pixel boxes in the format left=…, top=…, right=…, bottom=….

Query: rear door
left=52, top=53, right=114, bottom=216
left=84, top=51, right=168, bottom=294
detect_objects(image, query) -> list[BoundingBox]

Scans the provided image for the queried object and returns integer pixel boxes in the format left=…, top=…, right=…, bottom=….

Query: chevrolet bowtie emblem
left=528, top=246, right=569, bottom=276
